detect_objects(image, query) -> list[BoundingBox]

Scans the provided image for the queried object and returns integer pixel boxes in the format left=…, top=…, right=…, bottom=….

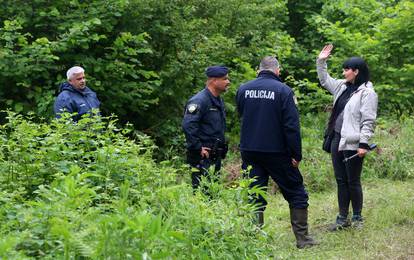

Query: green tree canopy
left=1, top=0, right=413, bottom=149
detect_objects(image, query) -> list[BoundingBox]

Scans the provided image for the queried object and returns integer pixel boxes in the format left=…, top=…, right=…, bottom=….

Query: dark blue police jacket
left=182, top=88, right=226, bottom=151
left=54, top=82, right=100, bottom=121
left=236, top=70, right=302, bottom=161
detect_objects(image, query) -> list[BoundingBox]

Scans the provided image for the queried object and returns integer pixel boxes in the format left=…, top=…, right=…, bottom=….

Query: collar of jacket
left=257, top=70, right=283, bottom=82
left=350, top=81, right=373, bottom=95
left=59, top=82, right=91, bottom=96
left=204, top=87, right=223, bottom=109
left=334, top=81, right=373, bottom=105
left=350, top=81, right=373, bottom=98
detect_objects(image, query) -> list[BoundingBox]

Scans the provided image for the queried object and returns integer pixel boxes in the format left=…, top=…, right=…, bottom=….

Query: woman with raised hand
left=316, top=44, right=378, bottom=230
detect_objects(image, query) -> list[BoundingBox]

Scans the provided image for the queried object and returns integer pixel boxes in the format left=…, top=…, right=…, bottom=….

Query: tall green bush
left=1, top=0, right=414, bottom=158
left=0, top=112, right=270, bottom=258
left=0, top=0, right=295, bottom=153
left=307, top=0, right=414, bottom=114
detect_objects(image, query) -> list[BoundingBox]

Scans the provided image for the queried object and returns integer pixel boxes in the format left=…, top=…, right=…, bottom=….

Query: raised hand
left=318, top=44, right=333, bottom=60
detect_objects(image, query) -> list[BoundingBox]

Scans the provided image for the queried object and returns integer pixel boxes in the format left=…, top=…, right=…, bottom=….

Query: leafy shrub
left=0, top=111, right=270, bottom=258
left=308, top=0, right=414, bottom=114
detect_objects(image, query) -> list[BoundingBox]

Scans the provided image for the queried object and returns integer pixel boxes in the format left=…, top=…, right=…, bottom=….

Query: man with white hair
left=54, top=66, right=100, bottom=121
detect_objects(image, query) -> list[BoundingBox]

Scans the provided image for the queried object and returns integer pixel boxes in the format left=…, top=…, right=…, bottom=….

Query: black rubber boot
left=254, top=211, right=264, bottom=228
left=290, top=208, right=319, bottom=249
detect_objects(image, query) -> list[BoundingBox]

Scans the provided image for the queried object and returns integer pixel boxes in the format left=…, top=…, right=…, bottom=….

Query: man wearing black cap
left=236, top=57, right=318, bottom=249
left=182, top=65, right=230, bottom=190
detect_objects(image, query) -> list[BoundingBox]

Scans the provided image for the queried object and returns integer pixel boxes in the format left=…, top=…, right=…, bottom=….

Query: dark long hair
left=342, top=57, right=370, bottom=86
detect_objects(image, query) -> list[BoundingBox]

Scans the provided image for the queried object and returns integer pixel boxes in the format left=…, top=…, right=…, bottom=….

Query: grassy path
left=259, top=179, right=414, bottom=259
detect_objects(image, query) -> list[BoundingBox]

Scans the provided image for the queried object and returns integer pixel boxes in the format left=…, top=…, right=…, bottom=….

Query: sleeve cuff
left=316, top=58, right=327, bottom=64
left=359, top=143, right=370, bottom=150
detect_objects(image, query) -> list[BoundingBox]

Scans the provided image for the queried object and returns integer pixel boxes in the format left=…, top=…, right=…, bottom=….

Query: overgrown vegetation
left=0, top=112, right=263, bottom=258
left=0, top=112, right=412, bottom=258
left=1, top=0, right=413, bottom=150
left=1, top=0, right=413, bottom=258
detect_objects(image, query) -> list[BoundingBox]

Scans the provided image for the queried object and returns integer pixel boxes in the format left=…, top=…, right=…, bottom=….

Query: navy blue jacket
left=54, top=82, right=100, bottom=121
left=182, top=88, right=226, bottom=151
left=236, top=71, right=302, bottom=161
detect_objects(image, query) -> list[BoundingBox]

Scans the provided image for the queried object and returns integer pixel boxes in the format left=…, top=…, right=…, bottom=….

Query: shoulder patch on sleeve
left=186, top=103, right=199, bottom=114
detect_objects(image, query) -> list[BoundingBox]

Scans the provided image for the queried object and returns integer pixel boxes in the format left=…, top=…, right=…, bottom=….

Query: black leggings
left=330, top=132, right=364, bottom=217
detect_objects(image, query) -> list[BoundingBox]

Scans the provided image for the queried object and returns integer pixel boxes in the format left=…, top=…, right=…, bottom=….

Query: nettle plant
left=0, top=111, right=264, bottom=258
left=0, top=111, right=158, bottom=197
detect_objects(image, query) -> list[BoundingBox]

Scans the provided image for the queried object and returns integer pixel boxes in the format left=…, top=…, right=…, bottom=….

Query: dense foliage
left=1, top=1, right=414, bottom=257
left=1, top=0, right=413, bottom=148
left=0, top=0, right=293, bottom=150
left=0, top=112, right=266, bottom=258
left=0, top=112, right=412, bottom=258
left=308, top=0, right=414, bottom=114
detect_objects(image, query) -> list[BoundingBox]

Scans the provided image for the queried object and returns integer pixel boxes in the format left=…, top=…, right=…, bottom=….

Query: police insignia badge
left=187, top=103, right=198, bottom=114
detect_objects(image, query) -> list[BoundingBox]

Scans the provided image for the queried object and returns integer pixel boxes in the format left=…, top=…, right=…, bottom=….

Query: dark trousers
left=241, top=151, right=309, bottom=211
left=330, top=132, right=364, bottom=217
left=190, top=158, right=221, bottom=190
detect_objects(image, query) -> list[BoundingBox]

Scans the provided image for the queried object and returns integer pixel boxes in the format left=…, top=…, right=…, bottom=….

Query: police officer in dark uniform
left=236, top=57, right=317, bottom=249
left=182, top=66, right=230, bottom=190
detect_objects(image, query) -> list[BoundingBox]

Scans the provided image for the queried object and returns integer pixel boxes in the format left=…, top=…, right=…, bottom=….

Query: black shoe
left=328, top=215, right=351, bottom=231
left=351, top=214, right=364, bottom=229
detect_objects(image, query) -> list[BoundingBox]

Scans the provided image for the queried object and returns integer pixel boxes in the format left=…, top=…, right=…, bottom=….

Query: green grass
left=258, top=178, right=414, bottom=259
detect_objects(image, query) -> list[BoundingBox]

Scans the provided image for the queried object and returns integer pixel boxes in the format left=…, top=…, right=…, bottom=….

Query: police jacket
left=54, top=82, right=100, bottom=121
left=182, top=88, right=226, bottom=152
left=236, top=70, right=302, bottom=161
